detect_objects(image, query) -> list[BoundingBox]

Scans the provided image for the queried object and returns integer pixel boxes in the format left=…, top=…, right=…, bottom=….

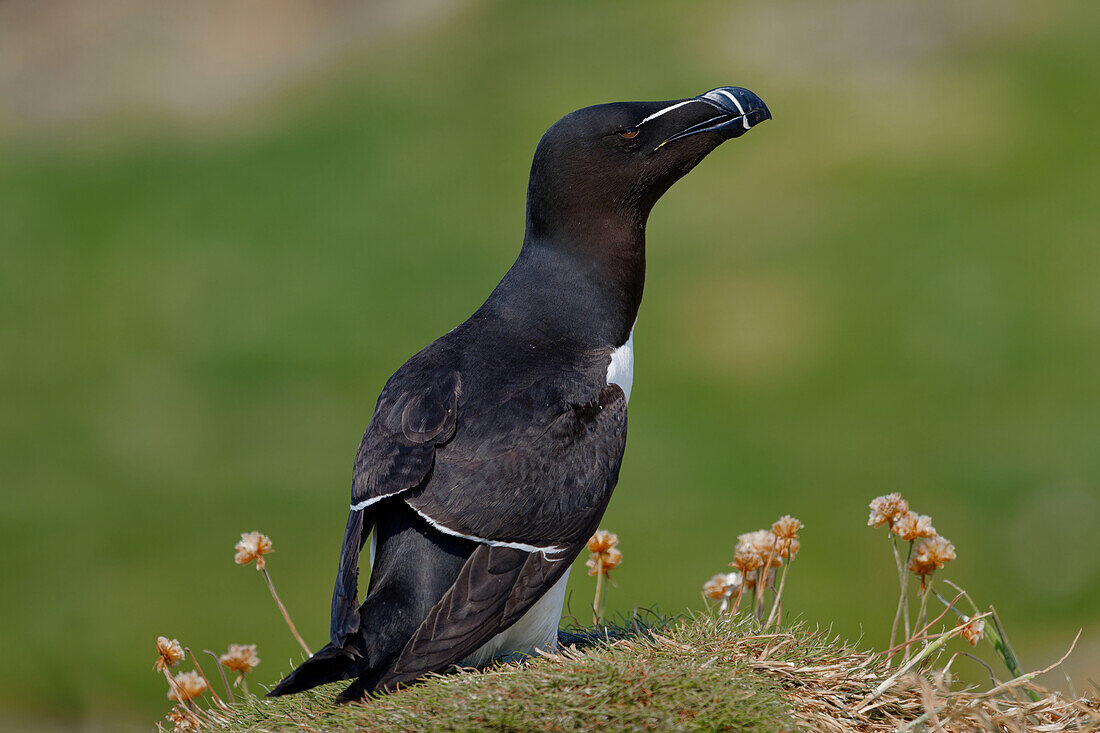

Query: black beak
left=657, top=87, right=771, bottom=148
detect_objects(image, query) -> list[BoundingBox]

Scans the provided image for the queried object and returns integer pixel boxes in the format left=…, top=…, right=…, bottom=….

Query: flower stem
left=202, top=649, right=234, bottom=704
left=186, top=648, right=228, bottom=710
left=754, top=551, right=775, bottom=620
left=239, top=673, right=250, bottom=697
left=888, top=536, right=904, bottom=651
left=901, top=542, right=913, bottom=641
left=730, top=581, right=746, bottom=616
left=162, top=668, right=183, bottom=702
left=888, top=538, right=914, bottom=658
left=592, top=555, right=604, bottom=625
left=765, top=556, right=792, bottom=629
left=260, top=566, right=312, bottom=656
left=907, top=572, right=934, bottom=659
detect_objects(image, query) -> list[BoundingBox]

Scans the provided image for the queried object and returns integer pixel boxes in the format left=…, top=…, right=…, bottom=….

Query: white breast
left=606, top=327, right=635, bottom=403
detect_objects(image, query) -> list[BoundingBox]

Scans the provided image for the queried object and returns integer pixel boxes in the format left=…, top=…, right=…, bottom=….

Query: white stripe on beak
left=638, top=98, right=707, bottom=126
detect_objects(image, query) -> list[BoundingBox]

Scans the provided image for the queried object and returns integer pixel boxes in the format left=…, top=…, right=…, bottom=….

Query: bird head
left=525, top=87, right=771, bottom=239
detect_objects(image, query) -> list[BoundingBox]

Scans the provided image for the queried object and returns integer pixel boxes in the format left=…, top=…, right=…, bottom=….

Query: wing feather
left=404, top=383, right=627, bottom=549
left=369, top=546, right=567, bottom=693
left=331, top=356, right=460, bottom=643
left=350, top=367, right=460, bottom=508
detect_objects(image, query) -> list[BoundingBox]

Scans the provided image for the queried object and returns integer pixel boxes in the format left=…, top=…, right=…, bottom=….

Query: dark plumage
left=269, top=87, right=770, bottom=701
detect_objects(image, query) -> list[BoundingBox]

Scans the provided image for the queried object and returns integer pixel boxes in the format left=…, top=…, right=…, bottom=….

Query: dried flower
left=703, top=572, right=741, bottom=601
left=704, top=571, right=742, bottom=613
left=587, top=531, right=622, bottom=624
left=959, top=616, right=985, bottom=646
left=167, top=670, right=207, bottom=703
left=586, top=546, right=622, bottom=575
left=892, top=511, right=936, bottom=542
left=587, top=530, right=619, bottom=554
left=737, top=530, right=782, bottom=568
left=868, top=492, right=909, bottom=528
left=219, top=644, right=260, bottom=675
left=777, top=537, right=801, bottom=559
left=731, top=542, right=763, bottom=573
left=771, top=515, right=802, bottom=540
left=166, top=706, right=200, bottom=732
left=908, top=535, right=956, bottom=576
left=234, top=531, right=273, bottom=569
left=770, top=515, right=803, bottom=559
left=154, top=636, right=185, bottom=672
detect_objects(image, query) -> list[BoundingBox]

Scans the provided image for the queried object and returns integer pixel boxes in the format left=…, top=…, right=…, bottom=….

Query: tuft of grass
left=205, top=615, right=1100, bottom=733
left=217, top=615, right=794, bottom=733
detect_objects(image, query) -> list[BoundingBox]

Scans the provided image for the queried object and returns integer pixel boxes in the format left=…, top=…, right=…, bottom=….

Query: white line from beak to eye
left=638, top=98, right=706, bottom=126
left=704, top=89, right=751, bottom=130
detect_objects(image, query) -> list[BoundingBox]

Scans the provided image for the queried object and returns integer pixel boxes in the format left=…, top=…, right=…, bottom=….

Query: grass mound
left=203, top=615, right=1099, bottom=733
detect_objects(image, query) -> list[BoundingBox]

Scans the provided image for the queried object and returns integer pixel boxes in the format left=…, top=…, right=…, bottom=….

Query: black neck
left=481, top=221, right=645, bottom=349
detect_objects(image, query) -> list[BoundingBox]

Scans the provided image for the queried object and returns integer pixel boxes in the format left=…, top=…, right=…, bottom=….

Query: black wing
left=362, top=381, right=627, bottom=692
left=351, top=359, right=460, bottom=509
left=330, top=344, right=461, bottom=645
left=368, top=546, right=563, bottom=693
left=404, top=378, right=627, bottom=551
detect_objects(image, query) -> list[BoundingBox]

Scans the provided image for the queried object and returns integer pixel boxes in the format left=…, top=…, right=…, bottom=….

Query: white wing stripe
left=410, top=506, right=566, bottom=556
left=350, top=489, right=407, bottom=511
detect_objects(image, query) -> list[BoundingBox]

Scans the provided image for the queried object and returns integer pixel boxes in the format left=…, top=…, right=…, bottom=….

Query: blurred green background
left=1, top=0, right=1098, bottom=728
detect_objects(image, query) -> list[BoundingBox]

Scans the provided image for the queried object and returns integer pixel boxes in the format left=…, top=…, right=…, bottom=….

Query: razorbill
left=269, top=86, right=771, bottom=701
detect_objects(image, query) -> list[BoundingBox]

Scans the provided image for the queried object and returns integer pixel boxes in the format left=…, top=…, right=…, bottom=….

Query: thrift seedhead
left=234, top=531, right=273, bottom=569
left=771, top=515, right=802, bottom=540
left=959, top=615, right=985, bottom=647
left=703, top=572, right=741, bottom=601
left=777, top=537, right=801, bottom=559
left=587, top=529, right=622, bottom=624
left=731, top=542, right=763, bottom=573
left=587, top=530, right=619, bottom=554
left=771, top=515, right=803, bottom=559
left=219, top=644, right=260, bottom=675
left=586, top=546, right=623, bottom=575
left=892, top=511, right=935, bottom=542
left=868, top=492, right=909, bottom=528
left=154, top=636, right=185, bottom=672
left=737, top=530, right=782, bottom=568
left=167, top=670, right=207, bottom=702
left=908, top=535, right=956, bottom=576
left=166, top=706, right=200, bottom=732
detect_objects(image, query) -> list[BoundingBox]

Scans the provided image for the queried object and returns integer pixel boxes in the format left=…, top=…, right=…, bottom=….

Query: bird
left=268, top=86, right=771, bottom=702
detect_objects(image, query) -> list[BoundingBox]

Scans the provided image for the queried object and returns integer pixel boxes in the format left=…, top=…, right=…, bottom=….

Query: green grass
left=2, top=0, right=1100, bottom=727
left=214, top=616, right=803, bottom=733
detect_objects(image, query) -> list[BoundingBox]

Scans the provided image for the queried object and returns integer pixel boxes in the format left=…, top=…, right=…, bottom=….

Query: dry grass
left=195, top=614, right=1099, bottom=733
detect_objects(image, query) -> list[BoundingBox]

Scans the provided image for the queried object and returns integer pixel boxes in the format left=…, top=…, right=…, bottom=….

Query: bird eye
left=618, top=127, right=639, bottom=139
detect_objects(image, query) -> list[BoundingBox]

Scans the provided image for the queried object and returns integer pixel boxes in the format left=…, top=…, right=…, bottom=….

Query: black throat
left=481, top=217, right=645, bottom=351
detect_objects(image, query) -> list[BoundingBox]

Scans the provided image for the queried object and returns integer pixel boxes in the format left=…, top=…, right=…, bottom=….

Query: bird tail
left=266, top=640, right=362, bottom=696
left=267, top=508, right=372, bottom=697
